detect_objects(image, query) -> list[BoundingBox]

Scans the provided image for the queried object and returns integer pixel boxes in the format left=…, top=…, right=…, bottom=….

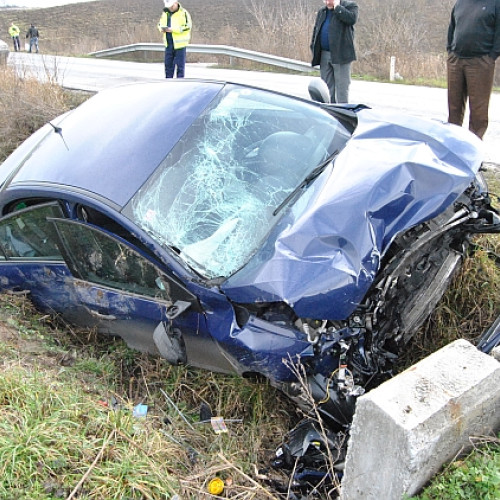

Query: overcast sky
left=0, top=0, right=98, bottom=7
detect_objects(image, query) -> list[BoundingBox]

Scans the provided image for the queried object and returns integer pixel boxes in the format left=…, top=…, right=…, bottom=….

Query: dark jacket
left=26, top=26, right=39, bottom=39
left=447, top=0, right=500, bottom=60
left=311, top=1, right=358, bottom=66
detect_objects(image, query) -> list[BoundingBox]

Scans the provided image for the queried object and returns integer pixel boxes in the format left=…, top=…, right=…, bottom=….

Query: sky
left=0, top=0, right=98, bottom=7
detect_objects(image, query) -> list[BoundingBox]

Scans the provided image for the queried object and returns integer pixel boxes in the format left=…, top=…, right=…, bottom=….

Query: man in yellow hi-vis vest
left=8, top=22, right=21, bottom=52
left=158, top=0, right=192, bottom=78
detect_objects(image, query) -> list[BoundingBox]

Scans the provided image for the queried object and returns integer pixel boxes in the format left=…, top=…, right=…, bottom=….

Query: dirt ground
left=0, top=310, right=64, bottom=371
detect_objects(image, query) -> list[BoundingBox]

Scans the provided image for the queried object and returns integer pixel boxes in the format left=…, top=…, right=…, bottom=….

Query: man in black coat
left=25, top=24, right=39, bottom=53
left=310, top=0, right=358, bottom=103
left=447, top=0, right=500, bottom=138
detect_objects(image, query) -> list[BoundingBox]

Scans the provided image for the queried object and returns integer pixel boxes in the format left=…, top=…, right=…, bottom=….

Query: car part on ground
left=477, top=313, right=500, bottom=354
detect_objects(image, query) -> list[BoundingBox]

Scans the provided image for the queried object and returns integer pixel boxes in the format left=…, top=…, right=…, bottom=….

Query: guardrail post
left=390, top=56, right=396, bottom=81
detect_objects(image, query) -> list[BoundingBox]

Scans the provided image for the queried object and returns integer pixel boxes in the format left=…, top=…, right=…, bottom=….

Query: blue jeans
left=29, top=37, right=39, bottom=53
left=164, top=46, right=186, bottom=78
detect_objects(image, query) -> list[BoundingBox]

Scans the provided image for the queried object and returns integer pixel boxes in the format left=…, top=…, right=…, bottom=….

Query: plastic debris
left=207, top=477, right=224, bottom=495
left=132, top=403, right=148, bottom=418
left=200, top=401, right=213, bottom=422
left=97, top=396, right=121, bottom=410
left=210, top=416, right=228, bottom=434
left=272, top=419, right=346, bottom=494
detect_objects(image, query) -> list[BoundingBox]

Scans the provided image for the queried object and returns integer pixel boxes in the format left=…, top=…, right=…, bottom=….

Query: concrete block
left=0, top=41, right=9, bottom=65
left=492, top=346, right=500, bottom=362
left=341, top=339, right=500, bottom=500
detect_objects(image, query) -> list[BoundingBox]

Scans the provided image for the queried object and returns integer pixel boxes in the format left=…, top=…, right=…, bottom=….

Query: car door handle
left=87, top=309, right=117, bottom=321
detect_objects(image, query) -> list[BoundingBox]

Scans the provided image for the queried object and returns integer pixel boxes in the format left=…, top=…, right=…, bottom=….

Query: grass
left=0, top=66, right=499, bottom=498
left=351, top=72, right=500, bottom=91
left=411, top=436, right=500, bottom=500
left=0, top=294, right=295, bottom=499
left=1, top=255, right=498, bottom=500
left=0, top=68, right=89, bottom=163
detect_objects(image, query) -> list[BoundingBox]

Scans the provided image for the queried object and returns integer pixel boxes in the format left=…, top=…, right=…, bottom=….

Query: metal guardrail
left=89, top=43, right=315, bottom=74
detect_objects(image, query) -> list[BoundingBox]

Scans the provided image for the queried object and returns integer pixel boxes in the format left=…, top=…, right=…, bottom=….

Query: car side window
left=51, top=219, right=192, bottom=303
left=0, top=203, right=63, bottom=260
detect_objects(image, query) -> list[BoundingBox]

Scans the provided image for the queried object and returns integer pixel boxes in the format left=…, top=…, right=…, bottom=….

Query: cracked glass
left=126, top=85, right=350, bottom=278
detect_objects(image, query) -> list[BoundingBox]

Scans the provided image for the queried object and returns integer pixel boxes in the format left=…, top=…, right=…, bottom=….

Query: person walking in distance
left=310, top=0, right=358, bottom=103
left=158, top=0, right=192, bottom=78
left=447, top=0, right=500, bottom=139
left=8, top=22, right=21, bottom=52
left=26, top=24, right=39, bottom=53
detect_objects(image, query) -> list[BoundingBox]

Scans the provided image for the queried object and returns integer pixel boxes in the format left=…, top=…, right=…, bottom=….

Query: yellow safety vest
left=158, top=5, right=192, bottom=49
left=9, top=25, right=20, bottom=37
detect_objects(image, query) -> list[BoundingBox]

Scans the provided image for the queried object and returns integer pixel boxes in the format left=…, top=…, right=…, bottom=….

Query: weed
left=412, top=435, right=500, bottom=500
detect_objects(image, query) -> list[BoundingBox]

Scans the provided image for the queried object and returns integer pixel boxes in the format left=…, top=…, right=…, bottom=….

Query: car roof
left=1, top=81, right=224, bottom=208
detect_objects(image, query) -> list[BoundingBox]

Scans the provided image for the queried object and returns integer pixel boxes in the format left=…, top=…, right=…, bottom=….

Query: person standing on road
left=26, top=24, right=39, bottom=53
left=310, top=0, right=358, bottom=103
left=8, top=22, right=21, bottom=52
left=447, top=0, right=500, bottom=139
left=158, top=0, right=192, bottom=78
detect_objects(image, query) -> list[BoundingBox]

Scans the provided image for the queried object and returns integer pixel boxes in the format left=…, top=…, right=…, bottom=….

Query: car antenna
left=48, top=121, right=69, bottom=151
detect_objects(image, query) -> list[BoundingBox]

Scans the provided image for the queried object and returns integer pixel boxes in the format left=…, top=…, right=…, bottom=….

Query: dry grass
left=398, top=168, right=500, bottom=370
left=0, top=67, right=89, bottom=162
left=0, top=293, right=297, bottom=499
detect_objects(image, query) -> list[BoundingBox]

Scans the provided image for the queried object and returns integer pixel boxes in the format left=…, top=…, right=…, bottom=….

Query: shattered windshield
left=126, top=85, right=350, bottom=279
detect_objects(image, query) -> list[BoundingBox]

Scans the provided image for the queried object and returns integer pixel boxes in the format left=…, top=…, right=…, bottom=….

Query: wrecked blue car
left=0, top=80, right=498, bottom=430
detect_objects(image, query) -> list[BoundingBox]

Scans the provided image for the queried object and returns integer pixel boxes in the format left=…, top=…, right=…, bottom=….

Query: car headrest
left=258, top=132, right=314, bottom=167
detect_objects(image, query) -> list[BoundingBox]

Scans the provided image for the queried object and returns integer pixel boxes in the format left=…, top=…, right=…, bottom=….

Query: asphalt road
left=7, top=51, right=500, bottom=165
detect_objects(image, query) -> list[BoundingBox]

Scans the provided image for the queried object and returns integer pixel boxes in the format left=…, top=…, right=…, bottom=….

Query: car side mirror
left=308, top=78, right=330, bottom=104
left=155, top=276, right=203, bottom=315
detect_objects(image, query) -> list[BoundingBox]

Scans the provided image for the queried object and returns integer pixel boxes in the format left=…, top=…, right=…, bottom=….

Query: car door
left=0, top=202, right=94, bottom=325
left=48, top=218, right=232, bottom=370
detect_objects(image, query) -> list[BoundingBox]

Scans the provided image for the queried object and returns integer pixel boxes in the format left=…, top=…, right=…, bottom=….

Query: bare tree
left=246, top=0, right=320, bottom=62
left=245, top=0, right=455, bottom=80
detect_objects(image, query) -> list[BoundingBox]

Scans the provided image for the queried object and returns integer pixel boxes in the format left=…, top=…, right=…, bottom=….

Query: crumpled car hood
left=221, top=108, right=484, bottom=320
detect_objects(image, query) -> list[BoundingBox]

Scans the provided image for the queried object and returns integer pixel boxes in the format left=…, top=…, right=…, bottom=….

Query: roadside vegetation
left=0, top=0, right=499, bottom=492
left=0, top=293, right=298, bottom=499
left=0, top=68, right=88, bottom=162
left=412, top=435, right=500, bottom=500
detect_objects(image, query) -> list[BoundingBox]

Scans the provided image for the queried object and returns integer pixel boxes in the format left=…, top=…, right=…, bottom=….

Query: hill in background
left=3, top=0, right=497, bottom=84
left=0, top=0, right=260, bottom=54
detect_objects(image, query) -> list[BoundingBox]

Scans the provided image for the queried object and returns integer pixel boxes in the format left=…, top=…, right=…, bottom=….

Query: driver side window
left=52, top=219, right=195, bottom=305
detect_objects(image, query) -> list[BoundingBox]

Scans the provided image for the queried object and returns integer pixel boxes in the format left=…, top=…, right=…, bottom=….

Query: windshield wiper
left=272, top=150, right=339, bottom=216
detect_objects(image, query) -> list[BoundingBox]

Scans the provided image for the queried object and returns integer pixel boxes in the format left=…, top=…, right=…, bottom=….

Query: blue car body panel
left=202, top=297, right=316, bottom=381
left=222, top=108, right=484, bottom=319
left=0, top=261, right=97, bottom=323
